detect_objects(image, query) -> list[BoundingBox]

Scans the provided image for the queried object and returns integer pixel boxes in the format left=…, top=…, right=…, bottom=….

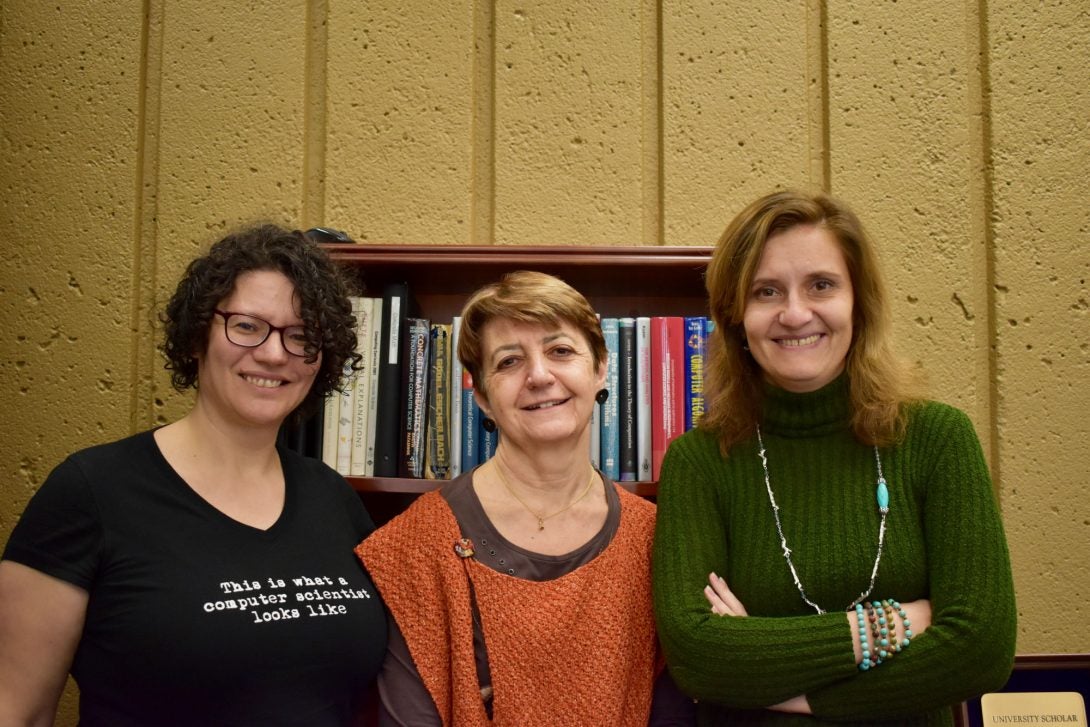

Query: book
left=618, top=317, right=637, bottom=481
left=349, top=297, right=375, bottom=476
left=400, top=317, right=431, bottom=478
left=460, top=370, right=479, bottom=472
left=320, top=394, right=339, bottom=469
left=683, top=316, right=708, bottom=431
left=599, top=318, right=620, bottom=480
left=373, top=282, right=414, bottom=477
left=635, top=316, right=652, bottom=480
left=362, top=298, right=383, bottom=476
left=425, top=323, right=452, bottom=479
left=651, top=316, right=685, bottom=481
left=449, top=317, right=463, bottom=478
left=335, top=356, right=356, bottom=476
left=335, top=297, right=363, bottom=476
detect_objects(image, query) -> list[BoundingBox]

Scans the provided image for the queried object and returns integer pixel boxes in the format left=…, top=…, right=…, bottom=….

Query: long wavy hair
left=702, top=189, right=919, bottom=453
left=160, top=224, right=361, bottom=421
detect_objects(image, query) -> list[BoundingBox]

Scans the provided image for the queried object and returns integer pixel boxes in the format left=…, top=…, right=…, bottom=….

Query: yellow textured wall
left=2, top=1, right=1087, bottom=721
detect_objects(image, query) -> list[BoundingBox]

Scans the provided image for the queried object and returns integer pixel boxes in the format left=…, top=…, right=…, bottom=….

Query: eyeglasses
left=214, top=310, right=314, bottom=357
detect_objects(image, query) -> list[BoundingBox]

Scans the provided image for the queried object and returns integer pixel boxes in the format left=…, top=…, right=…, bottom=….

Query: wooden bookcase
left=322, top=243, right=713, bottom=521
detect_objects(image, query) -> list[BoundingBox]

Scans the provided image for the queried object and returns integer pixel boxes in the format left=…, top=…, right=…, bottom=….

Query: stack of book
left=292, top=284, right=712, bottom=483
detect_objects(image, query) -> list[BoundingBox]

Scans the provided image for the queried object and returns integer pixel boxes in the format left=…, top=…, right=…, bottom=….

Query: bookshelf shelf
left=321, top=243, right=713, bottom=518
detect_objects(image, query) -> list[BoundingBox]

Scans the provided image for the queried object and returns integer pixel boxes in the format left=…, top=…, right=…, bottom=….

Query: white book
left=635, top=316, right=652, bottom=481
left=349, top=297, right=374, bottom=476
left=449, top=316, right=463, bottom=478
left=321, top=393, right=339, bottom=469
left=335, top=297, right=362, bottom=475
left=362, top=298, right=383, bottom=476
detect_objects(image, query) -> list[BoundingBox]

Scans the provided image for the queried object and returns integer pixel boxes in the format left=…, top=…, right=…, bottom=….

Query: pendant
left=876, top=477, right=889, bottom=514
left=537, top=518, right=545, bottom=531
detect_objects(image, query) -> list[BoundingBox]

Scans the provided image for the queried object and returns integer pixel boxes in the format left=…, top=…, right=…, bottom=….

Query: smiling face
left=195, top=269, right=321, bottom=432
left=475, top=317, right=606, bottom=451
left=742, top=224, right=854, bottom=393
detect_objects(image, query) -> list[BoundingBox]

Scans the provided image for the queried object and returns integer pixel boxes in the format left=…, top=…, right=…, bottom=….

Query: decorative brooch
left=453, top=538, right=476, bottom=559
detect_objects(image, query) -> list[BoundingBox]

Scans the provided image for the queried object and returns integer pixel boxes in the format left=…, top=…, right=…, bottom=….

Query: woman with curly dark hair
left=0, top=225, right=387, bottom=726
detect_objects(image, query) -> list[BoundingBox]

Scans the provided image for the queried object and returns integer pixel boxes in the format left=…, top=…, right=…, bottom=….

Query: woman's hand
left=703, top=575, right=813, bottom=714
left=767, top=695, right=812, bottom=714
left=900, top=598, right=932, bottom=637
left=703, top=572, right=748, bottom=617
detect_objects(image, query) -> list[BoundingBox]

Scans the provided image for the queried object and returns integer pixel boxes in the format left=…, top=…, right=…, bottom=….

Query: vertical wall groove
left=641, top=0, right=664, bottom=246
left=130, top=0, right=163, bottom=432
left=806, top=0, right=830, bottom=191
left=969, top=0, right=1001, bottom=484
left=471, top=0, right=495, bottom=245
left=304, top=0, right=329, bottom=228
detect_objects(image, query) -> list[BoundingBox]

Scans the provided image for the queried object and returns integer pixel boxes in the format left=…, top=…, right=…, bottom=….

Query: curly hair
left=703, top=189, right=920, bottom=454
left=161, top=224, right=361, bottom=420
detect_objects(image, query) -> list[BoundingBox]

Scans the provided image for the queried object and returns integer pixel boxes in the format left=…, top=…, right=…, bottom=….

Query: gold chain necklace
left=493, top=461, right=597, bottom=531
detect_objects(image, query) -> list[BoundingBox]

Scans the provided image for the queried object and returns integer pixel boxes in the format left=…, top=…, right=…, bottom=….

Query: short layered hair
left=456, top=270, right=606, bottom=398
left=703, top=189, right=919, bottom=453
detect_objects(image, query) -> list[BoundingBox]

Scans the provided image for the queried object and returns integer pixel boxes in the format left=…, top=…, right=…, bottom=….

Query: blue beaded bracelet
left=855, top=603, right=876, bottom=671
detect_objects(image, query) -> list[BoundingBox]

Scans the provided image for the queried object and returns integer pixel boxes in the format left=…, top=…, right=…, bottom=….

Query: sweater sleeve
left=806, top=404, right=1016, bottom=719
left=652, top=432, right=859, bottom=709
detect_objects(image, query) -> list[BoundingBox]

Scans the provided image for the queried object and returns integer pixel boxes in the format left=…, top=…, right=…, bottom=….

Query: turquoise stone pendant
left=876, top=477, right=890, bottom=514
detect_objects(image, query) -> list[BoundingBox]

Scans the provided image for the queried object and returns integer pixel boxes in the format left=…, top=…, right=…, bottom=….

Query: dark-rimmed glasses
left=213, top=310, right=313, bottom=357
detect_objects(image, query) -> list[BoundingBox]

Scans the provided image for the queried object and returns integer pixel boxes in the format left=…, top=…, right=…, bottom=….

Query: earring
left=481, top=417, right=497, bottom=433
left=595, top=388, right=609, bottom=404
left=742, top=339, right=750, bottom=352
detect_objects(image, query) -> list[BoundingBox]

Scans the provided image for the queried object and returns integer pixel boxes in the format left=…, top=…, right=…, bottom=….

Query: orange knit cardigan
left=357, top=487, right=659, bottom=727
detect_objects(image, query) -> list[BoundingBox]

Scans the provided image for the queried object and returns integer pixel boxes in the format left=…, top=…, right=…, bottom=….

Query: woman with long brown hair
left=653, top=189, right=1016, bottom=725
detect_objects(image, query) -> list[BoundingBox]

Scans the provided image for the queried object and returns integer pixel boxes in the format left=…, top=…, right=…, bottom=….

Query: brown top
left=357, top=476, right=660, bottom=726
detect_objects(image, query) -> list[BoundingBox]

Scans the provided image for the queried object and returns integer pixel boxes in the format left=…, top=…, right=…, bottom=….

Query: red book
left=651, top=316, right=685, bottom=481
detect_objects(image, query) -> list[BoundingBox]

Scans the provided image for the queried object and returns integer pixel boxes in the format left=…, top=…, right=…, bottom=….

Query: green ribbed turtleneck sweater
left=652, top=376, right=1016, bottom=726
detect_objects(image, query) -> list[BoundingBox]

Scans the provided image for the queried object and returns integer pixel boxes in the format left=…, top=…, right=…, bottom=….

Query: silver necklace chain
left=756, top=425, right=889, bottom=615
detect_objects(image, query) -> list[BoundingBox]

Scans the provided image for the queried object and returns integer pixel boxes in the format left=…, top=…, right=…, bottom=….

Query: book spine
left=335, top=364, right=356, bottom=476
left=651, top=317, right=667, bottom=481
left=683, top=316, right=708, bottom=431
left=635, top=316, right=652, bottom=481
left=425, top=324, right=451, bottom=479
left=599, top=318, right=620, bottom=480
left=363, top=298, right=382, bottom=476
left=320, top=394, right=339, bottom=469
left=374, top=282, right=410, bottom=477
left=651, top=316, right=686, bottom=481
left=460, top=370, right=479, bottom=472
left=449, top=317, right=463, bottom=478
left=350, top=297, right=373, bottom=476
left=335, top=299, right=361, bottom=475
left=618, top=317, right=637, bottom=481
left=400, top=317, right=431, bottom=478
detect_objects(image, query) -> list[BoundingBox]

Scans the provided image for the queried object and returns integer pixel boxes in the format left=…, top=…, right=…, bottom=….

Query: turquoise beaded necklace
left=756, top=425, right=890, bottom=615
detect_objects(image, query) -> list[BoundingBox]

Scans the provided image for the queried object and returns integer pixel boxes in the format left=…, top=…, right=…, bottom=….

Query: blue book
left=461, top=371, right=479, bottom=471
left=599, top=318, right=620, bottom=480
left=684, top=316, right=708, bottom=430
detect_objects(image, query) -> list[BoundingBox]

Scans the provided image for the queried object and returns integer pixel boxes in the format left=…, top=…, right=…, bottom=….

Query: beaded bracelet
left=857, top=599, right=912, bottom=671
left=855, top=603, right=875, bottom=670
